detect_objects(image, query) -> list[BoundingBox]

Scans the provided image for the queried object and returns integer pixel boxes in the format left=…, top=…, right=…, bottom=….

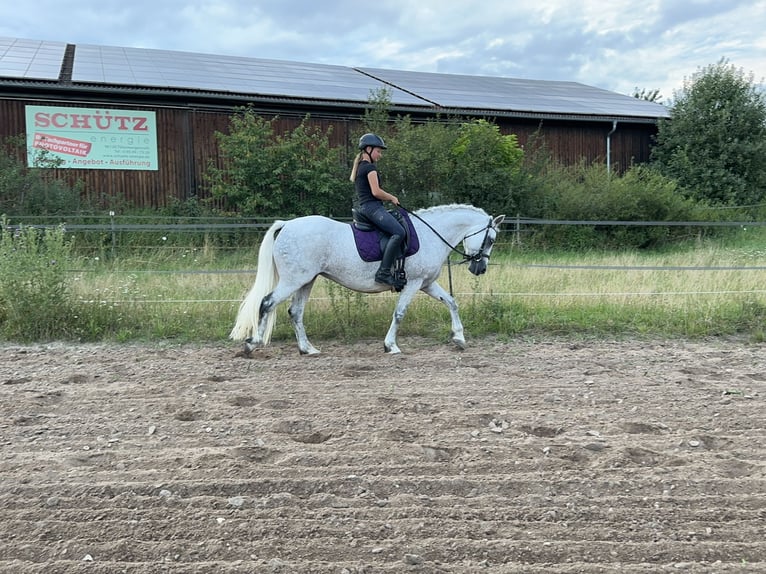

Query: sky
left=2, top=0, right=765, bottom=103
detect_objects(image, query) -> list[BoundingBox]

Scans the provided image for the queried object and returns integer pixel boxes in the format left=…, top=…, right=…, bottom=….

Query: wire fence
left=8, top=215, right=766, bottom=305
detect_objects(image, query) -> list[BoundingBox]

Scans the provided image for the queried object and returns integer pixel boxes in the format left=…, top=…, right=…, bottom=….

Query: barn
left=0, top=36, right=669, bottom=209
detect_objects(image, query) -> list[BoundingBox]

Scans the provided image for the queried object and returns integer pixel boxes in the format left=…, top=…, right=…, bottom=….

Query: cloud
left=1, top=0, right=764, bottom=102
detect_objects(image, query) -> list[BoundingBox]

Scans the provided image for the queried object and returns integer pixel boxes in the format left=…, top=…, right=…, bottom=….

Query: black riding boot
left=375, top=235, right=403, bottom=287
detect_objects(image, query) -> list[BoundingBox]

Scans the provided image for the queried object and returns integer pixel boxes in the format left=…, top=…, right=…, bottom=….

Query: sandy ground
left=1, top=336, right=764, bottom=573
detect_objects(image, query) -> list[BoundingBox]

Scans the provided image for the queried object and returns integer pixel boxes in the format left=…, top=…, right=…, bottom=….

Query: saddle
left=350, top=208, right=420, bottom=288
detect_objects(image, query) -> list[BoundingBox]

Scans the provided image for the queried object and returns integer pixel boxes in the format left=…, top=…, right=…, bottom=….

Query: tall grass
left=477, top=240, right=766, bottom=340
left=2, top=225, right=766, bottom=343
left=0, top=221, right=75, bottom=340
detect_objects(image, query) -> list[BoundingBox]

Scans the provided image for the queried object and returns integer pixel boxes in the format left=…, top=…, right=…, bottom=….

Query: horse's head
left=464, top=214, right=505, bottom=275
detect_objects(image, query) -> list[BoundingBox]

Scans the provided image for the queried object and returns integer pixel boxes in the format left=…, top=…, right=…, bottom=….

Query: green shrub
left=522, top=162, right=722, bottom=249
left=0, top=137, right=86, bottom=216
left=381, top=117, right=524, bottom=215
left=207, top=109, right=349, bottom=218
left=0, top=220, right=76, bottom=340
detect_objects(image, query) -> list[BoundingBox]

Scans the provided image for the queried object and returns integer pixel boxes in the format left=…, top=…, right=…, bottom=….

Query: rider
left=350, top=133, right=406, bottom=288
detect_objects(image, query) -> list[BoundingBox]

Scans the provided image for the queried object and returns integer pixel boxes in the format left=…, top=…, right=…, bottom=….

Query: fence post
left=110, top=211, right=116, bottom=259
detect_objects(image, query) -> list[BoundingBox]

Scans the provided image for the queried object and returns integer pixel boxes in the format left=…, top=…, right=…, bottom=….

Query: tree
left=447, top=119, right=524, bottom=215
left=632, top=87, right=663, bottom=103
left=379, top=117, right=456, bottom=209
left=207, top=108, right=348, bottom=218
left=379, top=118, right=524, bottom=214
left=651, top=59, right=766, bottom=209
left=361, top=87, right=394, bottom=139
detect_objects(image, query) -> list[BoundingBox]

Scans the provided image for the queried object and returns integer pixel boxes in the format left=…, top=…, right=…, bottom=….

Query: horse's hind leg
left=243, top=292, right=279, bottom=353
left=245, top=283, right=295, bottom=351
left=289, top=279, right=320, bottom=355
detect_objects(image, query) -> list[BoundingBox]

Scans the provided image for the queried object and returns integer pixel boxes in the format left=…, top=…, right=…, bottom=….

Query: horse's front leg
left=383, top=284, right=419, bottom=354
left=289, top=280, right=320, bottom=355
left=421, top=281, right=466, bottom=350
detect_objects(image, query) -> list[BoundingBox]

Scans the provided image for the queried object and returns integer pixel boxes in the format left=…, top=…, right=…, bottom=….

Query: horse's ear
left=493, top=215, right=506, bottom=227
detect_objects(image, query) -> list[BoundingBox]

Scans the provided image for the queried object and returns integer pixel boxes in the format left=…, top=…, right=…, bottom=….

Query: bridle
left=461, top=220, right=496, bottom=263
left=400, top=206, right=497, bottom=296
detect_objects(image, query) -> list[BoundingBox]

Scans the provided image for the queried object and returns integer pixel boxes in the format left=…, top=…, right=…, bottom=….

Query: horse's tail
left=229, top=220, right=286, bottom=343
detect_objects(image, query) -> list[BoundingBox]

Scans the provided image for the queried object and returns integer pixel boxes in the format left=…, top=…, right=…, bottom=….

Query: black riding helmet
left=358, top=133, right=387, bottom=150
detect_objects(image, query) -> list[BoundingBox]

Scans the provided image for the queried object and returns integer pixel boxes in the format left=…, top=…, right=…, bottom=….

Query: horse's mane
left=413, top=203, right=489, bottom=218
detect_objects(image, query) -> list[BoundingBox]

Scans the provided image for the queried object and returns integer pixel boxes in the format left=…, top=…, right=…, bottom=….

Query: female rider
left=349, top=133, right=406, bottom=288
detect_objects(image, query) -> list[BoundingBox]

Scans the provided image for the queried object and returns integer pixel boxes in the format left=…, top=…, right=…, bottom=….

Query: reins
left=400, top=205, right=493, bottom=264
left=400, top=205, right=495, bottom=297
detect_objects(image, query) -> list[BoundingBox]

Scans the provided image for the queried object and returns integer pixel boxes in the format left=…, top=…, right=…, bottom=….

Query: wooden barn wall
left=496, top=118, right=656, bottom=172
left=1, top=98, right=203, bottom=208
left=1, top=95, right=657, bottom=210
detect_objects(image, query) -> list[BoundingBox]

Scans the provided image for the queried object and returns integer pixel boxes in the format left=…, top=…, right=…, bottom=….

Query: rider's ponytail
left=349, top=152, right=362, bottom=182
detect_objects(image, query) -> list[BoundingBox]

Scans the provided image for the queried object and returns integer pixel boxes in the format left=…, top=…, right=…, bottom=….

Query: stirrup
left=375, top=269, right=396, bottom=286
left=392, top=259, right=407, bottom=292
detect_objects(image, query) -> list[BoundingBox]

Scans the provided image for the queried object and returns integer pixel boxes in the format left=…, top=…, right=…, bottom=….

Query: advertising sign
left=25, top=105, right=158, bottom=170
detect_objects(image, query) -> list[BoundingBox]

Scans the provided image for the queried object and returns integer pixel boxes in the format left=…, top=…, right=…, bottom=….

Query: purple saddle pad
left=351, top=209, right=420, bottom=262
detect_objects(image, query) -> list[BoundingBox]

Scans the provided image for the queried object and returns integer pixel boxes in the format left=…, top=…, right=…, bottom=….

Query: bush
left=448, top=119, right=523, bottom=215
left=0, top=137, right=86, bottom=216
left=379, top=117, right=524, bottom=215
left=522, top=162, right=719, bottom=249
left=379, top=117, right=456, bottom=209
left=207, top=109, right=349, bottom=218
left=0, top=220, right=76, bottom=340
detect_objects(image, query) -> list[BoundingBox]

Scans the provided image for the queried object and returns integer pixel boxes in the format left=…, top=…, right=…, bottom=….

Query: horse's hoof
left=452, top=338, right=467, bottom=350
left=384, top=343, right=402, bottom=354
left=243, top=338, right=258, bottom=355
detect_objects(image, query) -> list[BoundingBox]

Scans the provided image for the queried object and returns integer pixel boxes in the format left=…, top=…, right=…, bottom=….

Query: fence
left=5, top=215, right=766, bottom=305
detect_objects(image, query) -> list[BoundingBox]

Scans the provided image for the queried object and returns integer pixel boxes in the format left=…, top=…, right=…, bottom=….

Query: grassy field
left=3, top=221, right=766, bottom=343
left=49, top=229, right=766, bottom=345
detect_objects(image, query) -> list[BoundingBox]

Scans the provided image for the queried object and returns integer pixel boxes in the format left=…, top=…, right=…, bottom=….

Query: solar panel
left=72, top=44, right=428, bottom=106
left=0, top=37, right=67, bottom=80
left=358, top=67, right=669, bottom=119
left=1, top=36, right=669, bottom=120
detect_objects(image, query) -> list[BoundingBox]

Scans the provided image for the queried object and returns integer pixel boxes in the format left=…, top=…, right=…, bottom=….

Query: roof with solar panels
left=0, top=36, right=668, bottom=122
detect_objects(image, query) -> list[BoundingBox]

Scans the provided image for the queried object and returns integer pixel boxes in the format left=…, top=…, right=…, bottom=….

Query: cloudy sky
left=2, top=0, right=765, bottom=102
